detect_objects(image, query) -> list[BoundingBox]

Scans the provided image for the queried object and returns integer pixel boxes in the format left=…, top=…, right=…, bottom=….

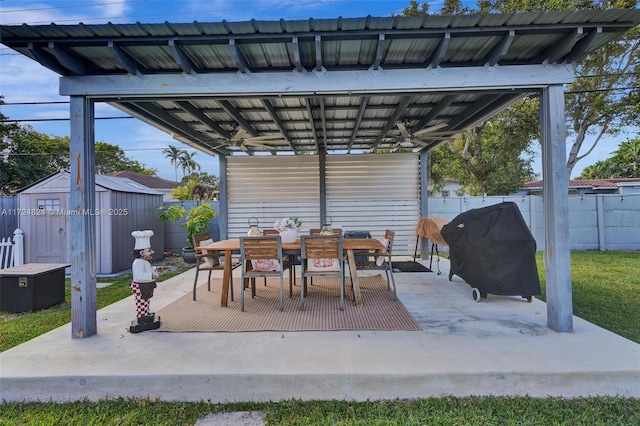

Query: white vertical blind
left=227, top=154, right=421, bottom=254
left=326, top=154, right=420, bottom=255
left=227, top=156, right=320, bottom=237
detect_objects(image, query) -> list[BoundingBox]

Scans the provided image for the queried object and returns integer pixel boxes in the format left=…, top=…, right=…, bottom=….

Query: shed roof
left=108, top=171, right=179, bottom=189
left=525, top=178, right=640, bottom=191
left=17, top=171, right=163, bottom=195
left=2, top=10, right=639, bottom=157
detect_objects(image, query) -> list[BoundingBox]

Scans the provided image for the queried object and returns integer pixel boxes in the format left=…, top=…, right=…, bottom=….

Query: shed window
left=37, top=199, right=60, bottom=211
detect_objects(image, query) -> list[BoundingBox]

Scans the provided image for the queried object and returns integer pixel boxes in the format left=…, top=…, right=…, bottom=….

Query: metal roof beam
left=61, top=65, right=575, bottom=97
left=426, top=32, right=450, bottom=68
left=446, top=93, right=525, bottom=132
left=28, top=42, right=68, bottom=76
left=540, top=27, right=582, bottom=64
left=411, top=95, right=456, bottom=133
left=314, top=35, right=326, bottom=73
left=371, top=96, right=413, bottom=150
left=369, top=33, right=385, bottom=71
left=291, top=36, right=305, bottom=73
left=261, top=99, right=297, bottom=153
left=117, top=102, right=229, bottom=155
left=48, top=42, right=96, bottom=75
left=482, top=30, right=515, bottom=67
left=319, top=97, right=327, bottom=151
left=169, top=39, right=197, bottom=74
left=230, top=38, right=251, bottom=73
left=108, top=41, right=145, bottom=75
left=175, top=101, right=232, bottom=139
left=565, top=27, right=602, bottom=63
left=217, top=100, right=258, bottom=136
left=347, top=96, right=370, bottom=152
left=305, top=98, right=320, bottom=152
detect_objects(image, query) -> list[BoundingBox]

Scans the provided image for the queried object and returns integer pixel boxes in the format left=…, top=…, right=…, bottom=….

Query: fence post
left=13, top=228, right=24, bottom=266
left=596, top=195, right=605, bottom=251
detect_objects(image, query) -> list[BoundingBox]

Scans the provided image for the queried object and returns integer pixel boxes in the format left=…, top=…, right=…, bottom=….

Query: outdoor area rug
left=155, top=275, right=421, bottom=332
left=392, top=261, right=432, bottom=273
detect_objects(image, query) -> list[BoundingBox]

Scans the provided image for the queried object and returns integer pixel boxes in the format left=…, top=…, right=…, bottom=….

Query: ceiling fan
left=214, top=128, right=290, bottom=151
left=392, top=121, right=456, bottom=149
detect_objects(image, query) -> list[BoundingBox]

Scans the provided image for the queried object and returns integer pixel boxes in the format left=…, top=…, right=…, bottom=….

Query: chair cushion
left=376, top=237, right=390, bottom=266
left=200, top=239, right=219, bottom=267
left=307, top=258, right=341, bottom=272
left=251, top=259, right=282, bottom=272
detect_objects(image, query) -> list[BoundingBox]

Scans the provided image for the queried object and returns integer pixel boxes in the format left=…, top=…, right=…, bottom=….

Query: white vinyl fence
left=426, top=194, right=640, bottom=253
left=0, top=229, right=24, bottom=269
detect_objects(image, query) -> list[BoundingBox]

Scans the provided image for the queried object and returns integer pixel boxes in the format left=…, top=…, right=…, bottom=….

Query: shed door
left=32, top=197, right=67, bottom=263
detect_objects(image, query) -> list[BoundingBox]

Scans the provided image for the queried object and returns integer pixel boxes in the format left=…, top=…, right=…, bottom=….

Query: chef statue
left=129, top=230, right=161, bottom=333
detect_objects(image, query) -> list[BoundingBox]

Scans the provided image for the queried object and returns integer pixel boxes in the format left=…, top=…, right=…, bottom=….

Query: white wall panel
left=227, top=154, right=422, bottom=254
left=227, top=156, right=320, bottom=237
left=326, top=154, right=420, bottom=255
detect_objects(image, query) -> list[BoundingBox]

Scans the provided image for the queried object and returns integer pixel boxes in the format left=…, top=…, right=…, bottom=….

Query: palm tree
left=162, top=145, right=187, bottom=182
left=616, top=138, right=639, bottom=178
left=178, top=151, right=200, bottom=177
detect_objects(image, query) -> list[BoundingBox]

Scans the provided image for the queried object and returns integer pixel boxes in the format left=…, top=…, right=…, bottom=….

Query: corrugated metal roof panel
left=95, top=175, right=163, bottom=195
left=2, top=10, right=638, bottom=156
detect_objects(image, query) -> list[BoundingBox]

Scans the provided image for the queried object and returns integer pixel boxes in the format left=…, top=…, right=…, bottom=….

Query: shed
left=17, top=171, right=164, bottom=274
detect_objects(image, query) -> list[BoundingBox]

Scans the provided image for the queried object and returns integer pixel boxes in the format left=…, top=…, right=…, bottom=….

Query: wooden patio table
left=198, top=238, right=384, bottom=308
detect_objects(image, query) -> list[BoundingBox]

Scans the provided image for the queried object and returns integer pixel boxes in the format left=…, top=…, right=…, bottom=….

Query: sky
left=0, top=0, right=635, bottom=182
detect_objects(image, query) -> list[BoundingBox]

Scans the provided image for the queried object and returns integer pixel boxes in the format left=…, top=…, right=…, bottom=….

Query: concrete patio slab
left=1, top=258, right=638, bottom=402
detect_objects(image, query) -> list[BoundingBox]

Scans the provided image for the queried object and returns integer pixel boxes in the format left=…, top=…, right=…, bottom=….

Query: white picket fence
left=0, top=229, right=24, bottom=269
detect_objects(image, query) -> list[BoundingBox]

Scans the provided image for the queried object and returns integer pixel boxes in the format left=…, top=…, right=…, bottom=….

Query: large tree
left=94, top=142, right=156, bottom=175
left=0, top=123, right=69, bottom=194
left=0, top=106, right=156, bottom=193
left=401, top=0, right=640, bottom=193
left=432, top=99, right=539, bottom=196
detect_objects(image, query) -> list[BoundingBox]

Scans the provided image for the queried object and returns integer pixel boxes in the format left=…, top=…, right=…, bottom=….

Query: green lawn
left=0, top=396, right=638, bottom=425
left=1, top=251, right=638, bottom=424
left=535, top=251, right=639, bottom=343
left=0, top=264, right=193, bottom=352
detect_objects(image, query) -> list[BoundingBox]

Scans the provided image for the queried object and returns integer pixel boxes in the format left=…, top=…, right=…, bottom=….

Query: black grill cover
left=441, top=202, right=541, bottom=297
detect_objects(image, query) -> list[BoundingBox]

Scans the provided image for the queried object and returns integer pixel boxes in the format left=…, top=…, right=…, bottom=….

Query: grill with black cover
left=441, top=202, right=541, bottom=302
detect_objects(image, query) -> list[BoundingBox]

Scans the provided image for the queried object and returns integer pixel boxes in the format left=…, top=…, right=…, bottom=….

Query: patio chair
left=309, top=228, right=343, bottom=286
left=263, top=229, right=295, bottom=294
left=350, top=229, right=397, bottom=300
left=300, top=234, right=345, bottom=311
left=192, top=233, right=241, bottom=301
left=239, top=236, right=286, bottom=312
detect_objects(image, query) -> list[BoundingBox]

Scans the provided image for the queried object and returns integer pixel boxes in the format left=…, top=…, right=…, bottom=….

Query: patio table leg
left=346, top=249, right=362, bottom=306
left=220, top=250, right=232, bottom=307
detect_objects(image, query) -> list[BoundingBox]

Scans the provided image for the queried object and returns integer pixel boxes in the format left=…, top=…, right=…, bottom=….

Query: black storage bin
left=343, top=231, right=371, bottom=263
left=0, top=263, right=69, bottom=313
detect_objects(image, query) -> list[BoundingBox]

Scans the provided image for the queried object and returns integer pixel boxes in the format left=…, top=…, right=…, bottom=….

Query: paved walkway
left=1, top=258, right=638, bottom=402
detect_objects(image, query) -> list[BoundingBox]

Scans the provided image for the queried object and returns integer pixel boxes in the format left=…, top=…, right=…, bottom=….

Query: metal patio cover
left=2, top=9, right=639, bottom=157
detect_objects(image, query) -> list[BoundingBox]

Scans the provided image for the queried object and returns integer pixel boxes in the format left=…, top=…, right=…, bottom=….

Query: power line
left=1, top=101, right=69, bottom=105
left=3, top=147, right=178, bottom=156
left=0, top=0, right=389, bottom=26
left=566, top=86, right=640, bottom=94
left=0, top=0, right=146, bottom=14
left=0, top=116, right=133, bottom=123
